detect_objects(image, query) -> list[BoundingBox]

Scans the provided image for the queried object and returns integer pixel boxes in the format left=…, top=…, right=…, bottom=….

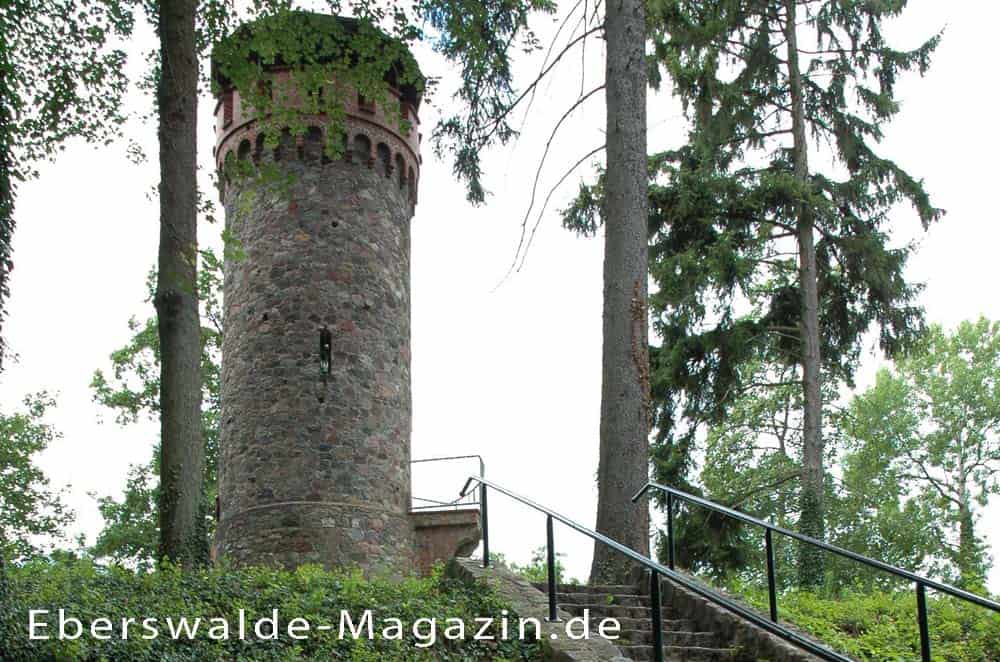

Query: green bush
left=1, top=558, right=543, bottom=661
left=490, top=547, right=580, bottom=586
left=730, top=580, right=1000, bottom=661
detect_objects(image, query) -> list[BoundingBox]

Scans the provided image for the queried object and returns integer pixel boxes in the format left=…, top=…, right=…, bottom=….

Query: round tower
left=212, top=12, right=422, bottom=572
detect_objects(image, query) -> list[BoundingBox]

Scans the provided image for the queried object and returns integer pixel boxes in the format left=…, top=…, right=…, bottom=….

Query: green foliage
left=565, top=0, right=944, bottom=586
left=212, top=9, right=424, bottom=165
left=210, top=2, right=570, bottom=207
left=0, top=0, right=133, bottom=171
left=655, top=322, right=999, bottom=602
left=563, top=0, right=944, bottom=489
left=424, top=0, right=557, bottom=203
left=730, top=580, right=1000, bottom=662
left=491, top=547, right=577, bottom=586
left=0, top=0, right=134, bottom=363
left=2, top=558, right=543, bottom=661
left=843, top=318, right=1000, bottom=587
left=89, top=250, right=223, bottom=567
left=0, top=393, right=73, bottom=561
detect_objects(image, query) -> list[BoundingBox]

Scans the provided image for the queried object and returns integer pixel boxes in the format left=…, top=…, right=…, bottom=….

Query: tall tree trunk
left=957, top=503, right=977, bottom=584
left=0, top=39, right=14, bottom=370
left=956, top=474, right=982, bottom=587
left=590, top=0, right=650, bottom=585
left=155, top=0, right=205, bottom=567
left=784, top=0, right=825, bottom=587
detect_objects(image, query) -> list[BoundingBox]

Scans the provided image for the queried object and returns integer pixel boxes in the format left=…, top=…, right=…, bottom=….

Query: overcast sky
left=1, top=0, right=998, bottom=590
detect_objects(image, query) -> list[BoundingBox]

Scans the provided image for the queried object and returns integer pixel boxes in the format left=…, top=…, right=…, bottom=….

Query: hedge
left=0, top=558, right=543, bottom=661
left=733, top=580, right=1000, bottom=661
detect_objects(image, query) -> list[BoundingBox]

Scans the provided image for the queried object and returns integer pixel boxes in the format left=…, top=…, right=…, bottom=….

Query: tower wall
left=212, top=55, right=421, bottom=572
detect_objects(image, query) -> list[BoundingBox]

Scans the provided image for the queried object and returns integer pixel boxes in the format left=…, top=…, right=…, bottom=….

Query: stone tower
left=212, top=13, right=422, bottom=573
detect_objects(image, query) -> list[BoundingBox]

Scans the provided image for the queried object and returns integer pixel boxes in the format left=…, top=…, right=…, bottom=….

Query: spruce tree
left=568, top=0, right=942, bottom=586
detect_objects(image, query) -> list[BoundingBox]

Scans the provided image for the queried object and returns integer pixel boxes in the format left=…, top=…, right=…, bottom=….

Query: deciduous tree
left=0, top=0, right=133, bottom=367
left=90, top=254, right=222, bottom=567
left=845, top=318, right=1000, bottom=587
left=0, top=393, right=73, bottom=561
left=430, top=0, right=656, bottom=582
left=154, top=0, right=206, bottom=567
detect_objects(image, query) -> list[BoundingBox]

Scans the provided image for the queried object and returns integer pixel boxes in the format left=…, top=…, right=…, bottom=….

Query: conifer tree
left=589, top=0, right=650, bottom=584
left=652, top=0, right=941, bottom=585
left=566, top=0, right=942, bottom=586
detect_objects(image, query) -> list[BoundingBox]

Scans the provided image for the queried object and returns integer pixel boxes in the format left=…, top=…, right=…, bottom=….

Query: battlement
left=211, top=12, right=422, bottom=204
left=214, top=78, right=420, bottom=204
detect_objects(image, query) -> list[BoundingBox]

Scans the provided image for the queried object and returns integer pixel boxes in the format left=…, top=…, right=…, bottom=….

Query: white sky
left=1, top=0, right=998, bottom=591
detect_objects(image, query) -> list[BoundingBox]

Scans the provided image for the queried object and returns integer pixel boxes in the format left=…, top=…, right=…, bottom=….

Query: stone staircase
left=534, top=582, right=741, bottom=661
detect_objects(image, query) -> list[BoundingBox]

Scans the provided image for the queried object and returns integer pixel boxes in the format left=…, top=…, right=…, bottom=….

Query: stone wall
left=411, top=509, right=481, bottom=575
left=657, top=575, right=829, bottom=662
left=447, top=558, right=631, bottom=662
left=214, top=118, right=417, bottom=574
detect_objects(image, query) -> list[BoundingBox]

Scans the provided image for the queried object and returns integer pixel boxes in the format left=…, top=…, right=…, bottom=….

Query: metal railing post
left=650, top=571, right=664, bottom=662
left=916, top=582, right=931, bottom=662
left=765, top=528, right=778, bottom=622
left=546, top=515, right=560, bottom=621
left=666, top=491, right=675, bottom=570
left=480, top=482, right=490, bottom=568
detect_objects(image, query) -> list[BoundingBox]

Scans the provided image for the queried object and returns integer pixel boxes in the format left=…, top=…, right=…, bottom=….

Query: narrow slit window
left=319, top=327, right=332, bottom=377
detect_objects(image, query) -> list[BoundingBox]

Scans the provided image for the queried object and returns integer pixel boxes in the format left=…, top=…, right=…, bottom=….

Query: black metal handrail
left=460, top=476, right=854, bottom=662
left=410, top=455, right=484, bottom=511
left=633, top=481, right=1000, bottom=662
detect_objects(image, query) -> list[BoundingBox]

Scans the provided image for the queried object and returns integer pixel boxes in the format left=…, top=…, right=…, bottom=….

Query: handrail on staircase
left=633, top=481, right=1000, bottom=662
left=410, top=454, right=484, bottom=511
left=460, top=476, right=854, bottom=662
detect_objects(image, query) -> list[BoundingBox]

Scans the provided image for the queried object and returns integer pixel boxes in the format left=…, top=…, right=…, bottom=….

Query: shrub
left=1, top=558, right=543, bottom=661
left=730, top=580, right=1000, bottom=661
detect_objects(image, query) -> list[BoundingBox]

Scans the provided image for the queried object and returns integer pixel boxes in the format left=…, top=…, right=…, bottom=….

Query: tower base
left=215, top=502, right=415, bottom=575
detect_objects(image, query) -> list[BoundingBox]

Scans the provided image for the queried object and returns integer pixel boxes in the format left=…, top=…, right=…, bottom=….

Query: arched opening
left=304, top=126, right=324, bottom=163
left=352, top=133, right=372, bottom=167
left=398, top=99, right=411, bottom=135
left=221, top=90, right=234, bottom=126
left=395, top=154, right=406, bottom=189
left=221, top=150, right=236, bottom=191
left=377, top=143, right=392, bottom=177
left=407, top=166, right=416, bottom=200
left=254, top=133, right=266, bottom=163
left=274, top=128, right=294, bottom=162
left=237, top=139, right=252, bottom=161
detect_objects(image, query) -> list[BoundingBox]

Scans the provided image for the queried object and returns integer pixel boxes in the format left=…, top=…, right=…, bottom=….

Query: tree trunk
left=155, top=0, right=205, bottom=567
left=784, top=0, right=825, bottom=587
left=0, top=40, right=14, bottom=370
left=956, top=486, right=982, bottom=587
left=590, top=0, right=650, bottom=584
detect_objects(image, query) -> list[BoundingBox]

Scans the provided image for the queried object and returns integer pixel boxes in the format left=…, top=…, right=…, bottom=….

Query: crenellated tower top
left=211, top=12, right=423, bottom=204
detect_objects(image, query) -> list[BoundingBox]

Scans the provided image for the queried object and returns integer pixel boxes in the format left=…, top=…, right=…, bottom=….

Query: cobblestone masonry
left=212, top=16, right=422, bottom=574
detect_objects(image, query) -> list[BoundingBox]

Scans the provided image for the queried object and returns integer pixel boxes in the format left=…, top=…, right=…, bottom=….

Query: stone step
left=560, top=602, right=683, bottom=622
left=614, top=616, right=696, bottom=633
left=532, top=582, right=639, bottom=595
left=527, top=580, right=739, bottom=662
left=620, top=644, right=737, bottom=662
left=555, top=592, right=651, bottom=607
left=532, top=582, right=682, bottom=606
left=615, top=628, right=719, bottom=648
